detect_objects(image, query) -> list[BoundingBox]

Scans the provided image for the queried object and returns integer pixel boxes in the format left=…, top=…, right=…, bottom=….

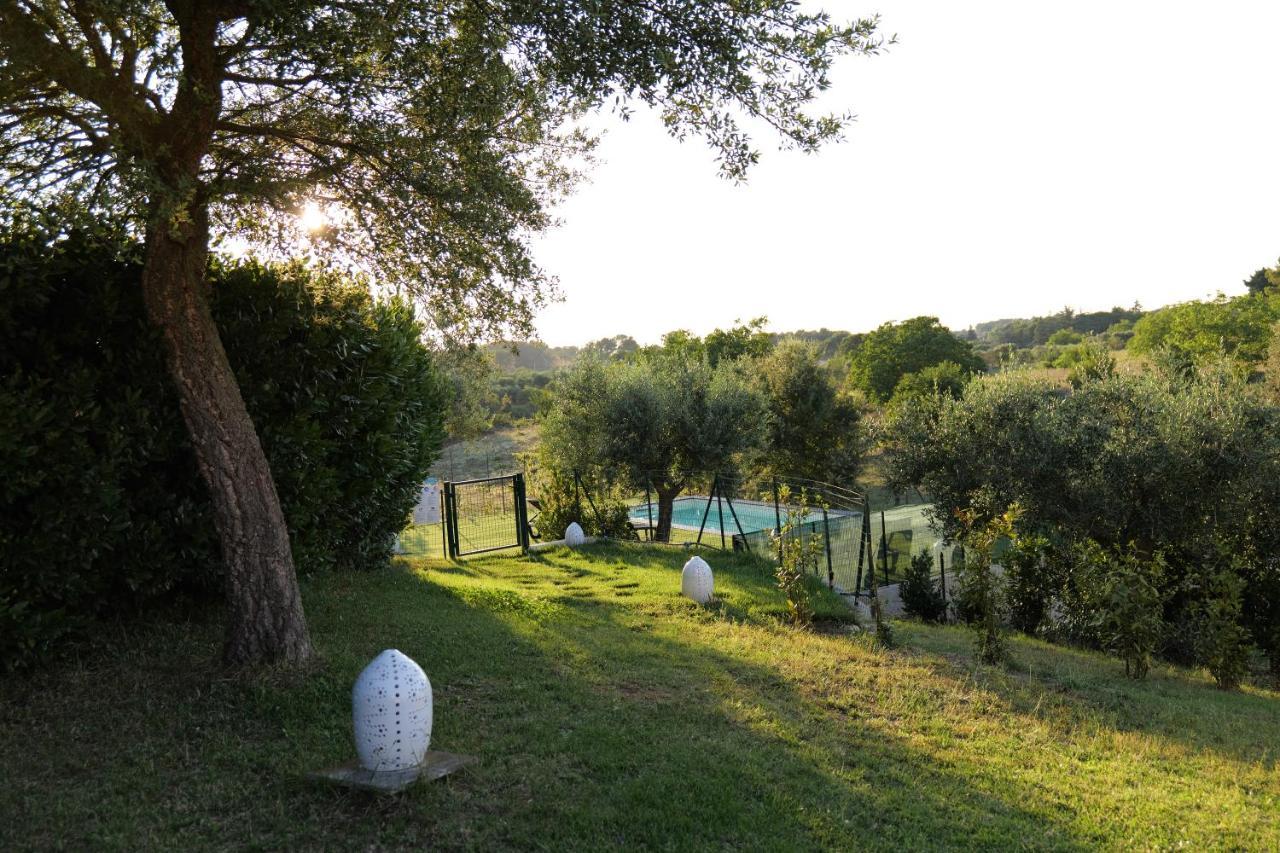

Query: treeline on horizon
left=485, top=305, right=1145, bottom=372
left=457, top=258, right=1280, bottom=428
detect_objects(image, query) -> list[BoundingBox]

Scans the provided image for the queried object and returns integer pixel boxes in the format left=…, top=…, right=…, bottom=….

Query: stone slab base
left=308, top=750, right=478, bottom=794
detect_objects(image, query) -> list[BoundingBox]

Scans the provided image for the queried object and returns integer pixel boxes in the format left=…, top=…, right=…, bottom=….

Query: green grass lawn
left=2, top=543, right=1277, bottom=850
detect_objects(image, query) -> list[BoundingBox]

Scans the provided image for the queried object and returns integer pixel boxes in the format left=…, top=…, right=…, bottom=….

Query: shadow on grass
left=895, top=620, right=1280, bottom=770
left=3, top=545, right=1272, bottom=849
left=309, top=558, right=1084, bottom=850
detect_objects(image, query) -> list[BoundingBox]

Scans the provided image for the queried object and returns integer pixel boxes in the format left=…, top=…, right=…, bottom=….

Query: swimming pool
left=628, top=496, right=833, bottom=534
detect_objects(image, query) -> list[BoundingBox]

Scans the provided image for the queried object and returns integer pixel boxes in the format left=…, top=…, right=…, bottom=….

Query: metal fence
left=398, top=473, right=529, bottom=559
left=575, top=470, right=954, bottom=598
left=395, top=466, right=959, bottom=597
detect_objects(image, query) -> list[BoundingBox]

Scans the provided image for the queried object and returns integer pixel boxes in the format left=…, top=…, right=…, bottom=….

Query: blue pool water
left=628, top=496, right=830, bottom=534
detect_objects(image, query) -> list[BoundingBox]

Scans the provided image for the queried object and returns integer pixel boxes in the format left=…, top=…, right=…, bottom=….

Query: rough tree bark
left=654, top=482, right=682, bottom=543
left=133, top=5, right=313, bottom=666
left=140, top=205, right=314, bottom=667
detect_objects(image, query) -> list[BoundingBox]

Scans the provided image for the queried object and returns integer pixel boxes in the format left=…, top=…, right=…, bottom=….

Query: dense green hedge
left=889, top=367, right=1280, bottom=678
left=0, top=231, right=447, bottom=669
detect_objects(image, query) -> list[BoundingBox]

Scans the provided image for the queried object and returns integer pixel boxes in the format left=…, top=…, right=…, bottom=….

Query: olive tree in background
left=438, top=347, right=500, bottom=442
left=540, top=351, right=766, bottom=543
left=755, top=339, right=863, bottom=484
left=0, top=1, right=887, bottom=665
left=888, top=365, right=1280, bottom=674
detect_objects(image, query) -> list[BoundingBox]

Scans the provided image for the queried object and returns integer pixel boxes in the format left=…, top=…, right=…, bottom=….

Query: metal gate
left=443, top=473, right=529, bottom=558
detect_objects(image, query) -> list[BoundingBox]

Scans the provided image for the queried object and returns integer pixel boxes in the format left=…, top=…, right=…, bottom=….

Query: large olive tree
left=541, top=351, right=766, bottom=542
left=0, top=1, right=886, bottom=665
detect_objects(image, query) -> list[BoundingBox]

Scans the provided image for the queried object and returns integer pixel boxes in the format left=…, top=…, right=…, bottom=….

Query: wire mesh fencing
left=392, top=463, right=958, bottom=596
left=396, top=473, right=529, bottom=559
left=396, top=521, right=447, bottom=558
left=445, top=474, right=528, bottom=557
left=579, top=470, right=960, bottom=596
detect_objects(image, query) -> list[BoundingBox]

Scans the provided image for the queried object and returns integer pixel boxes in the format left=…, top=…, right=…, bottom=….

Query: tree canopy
left=848, top=316, right=984, bottom=402
left=1244, top=261, right=1280, bottom=295
left=540, top=349, right=765, bottom=541
left=972, top=306, right=1145, bottom=349
left=705, top=317, right=774, bottom=366
left=1127, top=292, right=1279, bottom=368
left=754, top=339, right=862, bottom=483
left=1, top=1, right=888, bottom=339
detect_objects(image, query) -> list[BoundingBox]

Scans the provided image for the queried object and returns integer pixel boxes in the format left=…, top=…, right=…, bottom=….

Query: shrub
left=1003, top=533, right=1057, bottom=635
left=1194, top=565, right=1251, bottom=690
left=900, top=552, right=947, bottom=622
left=1064, top=340, right=1116, bottom=388
left=0, top=230, right=447, bottom=669
left=1083, top=542, right=1165, bottom=680
left=770, top=493, right=820, bottom=628
left=0, top=231, right=204, bottom=668
left=890, top=360, right=970, bottom=406
left=1044, top=543, right=1107, bottom=648
left=524, top=458, right=635, bottom=541
left=956, top=499, right=1020, bottom=665
left=210, top=260, right=448, bottom=574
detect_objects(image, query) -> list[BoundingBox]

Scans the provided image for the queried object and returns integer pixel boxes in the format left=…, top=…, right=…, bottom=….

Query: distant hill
left=483, top=334, right=640, bottom=372
left=486, top=304, right=1148, bottom=375
left=971, top=305, right=1144, bottom=348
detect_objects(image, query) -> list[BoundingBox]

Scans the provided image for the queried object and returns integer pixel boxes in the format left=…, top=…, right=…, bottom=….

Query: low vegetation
left=2, top=543, right=1276, bottom=850
left=889, top=363, right=1280, bottom=680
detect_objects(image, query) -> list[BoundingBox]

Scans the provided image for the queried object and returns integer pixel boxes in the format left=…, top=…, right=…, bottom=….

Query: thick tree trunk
left=141, top=208, right=314, bottom=667
left=655, top=483, right=681, bottom=543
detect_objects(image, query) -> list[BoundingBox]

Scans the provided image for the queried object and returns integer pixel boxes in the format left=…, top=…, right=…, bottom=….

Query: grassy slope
left=2, top=543, right=1277, bottom=851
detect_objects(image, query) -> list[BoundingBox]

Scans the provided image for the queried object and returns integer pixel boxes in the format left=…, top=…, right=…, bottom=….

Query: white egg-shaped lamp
left=352, top=649, right=433, bottom=772
left=682, top=555, right=714, bottom=605
left=565, top=522, right=585, bottom=546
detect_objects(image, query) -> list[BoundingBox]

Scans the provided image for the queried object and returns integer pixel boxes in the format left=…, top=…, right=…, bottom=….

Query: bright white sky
left=530, top=0, right=1280, bottom=346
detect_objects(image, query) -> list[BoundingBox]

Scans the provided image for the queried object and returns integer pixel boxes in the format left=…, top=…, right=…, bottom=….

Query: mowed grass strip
left=1, top=542, right=1277, bottom=850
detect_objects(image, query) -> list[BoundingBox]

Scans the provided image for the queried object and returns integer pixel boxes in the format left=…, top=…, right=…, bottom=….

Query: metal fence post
left=514, top=473, right=529, bottom=554
left=854, top=497, right=869, bottom=598
left=772, top=479, right=783, bottom=562
left=443, top=481, right=457, bottom=560
left=696, top=474, right=718, bottom=546
left=716, top=483, right=727, bottom=550
left=439, top=485, right=448, bottom=558
left=645, top=480, right=653, bottom=535
left=870, top=510, right=881, bottom=593
left=821, top=506, right=834, bottom=590
left=573, top=470, right=583, bottom=525
left=723, top=492, right=750, bottom=555
left=880, top=509, right=889, bottom=581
